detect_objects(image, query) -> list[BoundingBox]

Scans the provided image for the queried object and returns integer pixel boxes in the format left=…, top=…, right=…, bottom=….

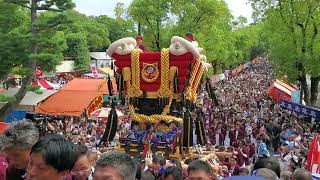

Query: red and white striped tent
left=90, top=108, right=125, bottom=122
left=32, top=79, right=60, bottom=90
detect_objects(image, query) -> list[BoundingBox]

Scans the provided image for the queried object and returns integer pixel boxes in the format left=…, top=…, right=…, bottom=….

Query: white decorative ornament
left=198, top=48, right=204, bottom=54
left=191, top=41, right=199, bottom=48
left=200, top=54, right=207, bottom=63
left=169, top=36, right=200, bottom=58
left=106, top=37, right=137, bottom=56
left=169, top=41, right=188, bottom=56
left=199, top=54, right=212, bottom=71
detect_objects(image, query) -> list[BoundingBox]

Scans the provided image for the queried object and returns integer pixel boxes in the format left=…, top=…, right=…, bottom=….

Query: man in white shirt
left=280, top=144, right=298, bottom=171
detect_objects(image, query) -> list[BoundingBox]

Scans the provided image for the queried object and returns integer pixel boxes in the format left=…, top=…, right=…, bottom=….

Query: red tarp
left=35, top=90, right=100, bottom=117
left=267, top=80, right=296, bottom=101
left=60, top=78, right=117, bottom=95
left=61, top=78, right=105, bottom=91
left=35, top=79, right=106, bottom=117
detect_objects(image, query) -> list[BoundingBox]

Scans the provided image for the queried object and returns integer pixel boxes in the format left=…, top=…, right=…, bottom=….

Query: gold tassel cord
left=190, top=65, right=205, bottom=102
left=186, top=58, right=201, bottom=101
left=188, top=58, right=201, bottom=87
left=158, top=48, right=170, bottom=97
left=126, top=49, right=182, bottom=124
left=128, top=105, right=183, bottom=124
left=161, top=66, right=177, bottom=115
left=131, top=49, right=142, bottom=97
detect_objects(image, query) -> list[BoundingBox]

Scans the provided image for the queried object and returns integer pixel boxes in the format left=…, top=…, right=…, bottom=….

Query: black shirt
left=6, top=168, right=26, bottom=180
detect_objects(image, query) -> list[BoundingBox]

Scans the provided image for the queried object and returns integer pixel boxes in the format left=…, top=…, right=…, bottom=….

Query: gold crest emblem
left=141, top=62, right=159, bottom=83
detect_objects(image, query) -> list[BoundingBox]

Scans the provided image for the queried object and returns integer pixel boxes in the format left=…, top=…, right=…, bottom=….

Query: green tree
left=114, top=2, right=127, bottom=20
left=95, top=15, right=136, bottom=43
left=0, top=0, right=74, bottom=118
left=56, top=10, right=112, bottom=51
left=250, top=0, right=320, bottom=106
left=0, top=1, right=29, bottom=79
left=128, top=0, right=170, bottom=51
left=65, top=32, right=90, bottom=71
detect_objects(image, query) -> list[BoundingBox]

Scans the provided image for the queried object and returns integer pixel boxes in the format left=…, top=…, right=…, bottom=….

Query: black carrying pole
left=98, top=101, right=118, bottom=147
left=182, top=102, right=193, bottom=148
left=107, top=75, right=113, bottom=96
left=195, top=111, right=207, bottom=145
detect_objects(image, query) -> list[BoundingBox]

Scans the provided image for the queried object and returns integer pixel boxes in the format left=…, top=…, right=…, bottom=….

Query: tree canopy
left=128, top=0, right=260, bottom=68
left=249, top=0, right=320, bottom=105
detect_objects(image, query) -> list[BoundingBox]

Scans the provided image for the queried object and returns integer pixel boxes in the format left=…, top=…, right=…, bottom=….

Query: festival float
left=100, top=36, right=218, bottom=159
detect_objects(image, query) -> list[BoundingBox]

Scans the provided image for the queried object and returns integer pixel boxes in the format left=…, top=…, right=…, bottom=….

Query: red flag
left=35, top=67, right=43, bottom=78
left=307, top=133, right=320, bottom=173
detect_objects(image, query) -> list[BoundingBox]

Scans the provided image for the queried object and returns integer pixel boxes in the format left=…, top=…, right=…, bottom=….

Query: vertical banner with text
left=91, top=65, right=98, bottom=79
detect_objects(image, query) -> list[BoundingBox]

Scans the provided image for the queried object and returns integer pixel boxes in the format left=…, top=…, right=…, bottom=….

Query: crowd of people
left=31, top=107, right=131, bottom=152
left=196, top=57, right=319, bottom=178
left=0, top=57, right=317, bottom=180
left=0, top=120, right=314, bottom=180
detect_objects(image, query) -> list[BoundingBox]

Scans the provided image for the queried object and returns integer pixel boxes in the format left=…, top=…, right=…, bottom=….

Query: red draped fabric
left=113, top=52, right=194, bottom=93
left=267, top=84, right=291, bottom=101
left=32, top=79, right=54, bottom=90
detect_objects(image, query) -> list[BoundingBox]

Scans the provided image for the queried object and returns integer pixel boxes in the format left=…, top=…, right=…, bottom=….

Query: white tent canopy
left=56, top=61, right=75, bottom=73
left=18, top=90, right=57, bottom=111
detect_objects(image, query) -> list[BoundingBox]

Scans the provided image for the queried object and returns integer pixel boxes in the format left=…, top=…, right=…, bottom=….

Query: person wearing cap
left=185, top=32, right=200, bottom=48
left=136, top=36, right=147, bottom=52
left=185, top=32, right=194, bottom=42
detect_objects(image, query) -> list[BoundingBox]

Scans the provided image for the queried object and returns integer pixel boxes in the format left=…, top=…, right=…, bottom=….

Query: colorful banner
left=280, top=100, right=320, bottom=119
left=90, top=65, right=98, bottom=79
left=86, top=94, right=104, bottom=118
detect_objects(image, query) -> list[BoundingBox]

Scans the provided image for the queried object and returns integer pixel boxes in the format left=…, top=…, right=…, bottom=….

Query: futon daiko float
left=104, top=36, right=212, bottom=158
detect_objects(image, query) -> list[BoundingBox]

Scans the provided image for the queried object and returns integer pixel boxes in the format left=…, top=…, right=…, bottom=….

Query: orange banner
left=86, top=94, right=104, bottom=117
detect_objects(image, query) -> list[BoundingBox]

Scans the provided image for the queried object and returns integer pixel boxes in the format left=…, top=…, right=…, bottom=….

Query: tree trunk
left=138, top=22, right=141, bottom=36
left=0, top=1, right=37, bottom=119
left=310, top=76, right=320, bottom=106
left=221, top=62, right=226, bottom=72
left=31, top=0, right=37, bottom=70
left=213, top=60, right=218, bottom=75
left=156, top=20, right=161, bottom=52
left=301, top=73, right=310, bottom=105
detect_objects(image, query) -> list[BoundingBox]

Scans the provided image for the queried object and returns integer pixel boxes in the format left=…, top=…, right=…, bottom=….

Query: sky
left=72, top=0, right=253, bottom=22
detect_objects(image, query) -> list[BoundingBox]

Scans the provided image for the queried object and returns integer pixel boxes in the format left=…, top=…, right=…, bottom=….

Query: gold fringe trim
left=126, top=49, right=182, bottom=124
left=186, top=58, right=204, bottom=102
left=128, top=105, right=183, bottom=124
left=158, top=48, right=170, bottom=97
left=131, top=49, right=142, bottom=97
